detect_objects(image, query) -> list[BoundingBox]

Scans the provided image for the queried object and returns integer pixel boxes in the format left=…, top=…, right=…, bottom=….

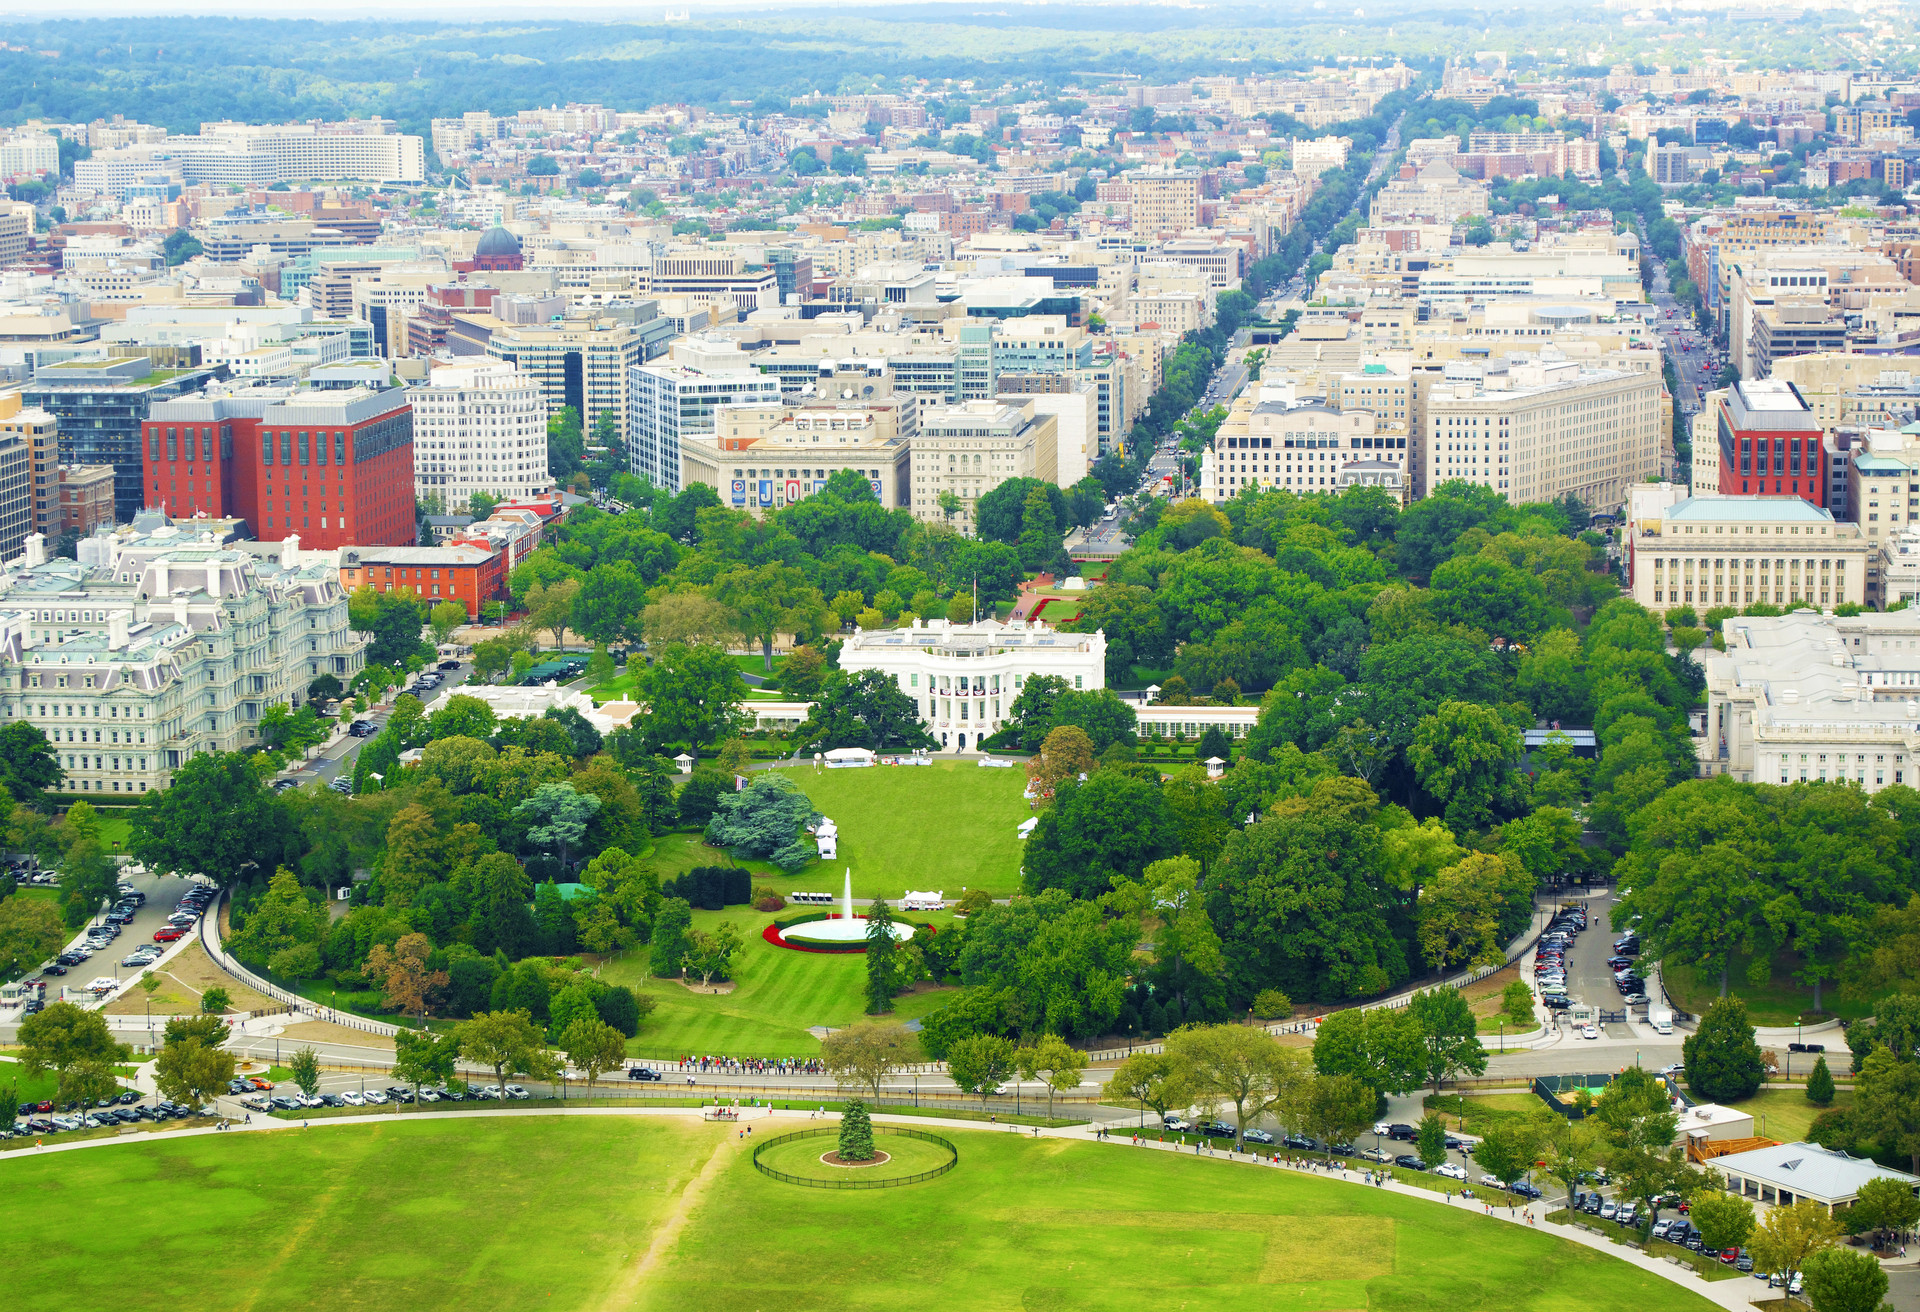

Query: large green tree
left=1407, top=986, right=1488, bottom=1096
left=129, top=752, right=299, bottom=885
left=796, top=669, right=937, bottom=753
left=1683, top=996, right=1767, bottom=1103
left=635, top=643, right=747, bottom=759
left=1022, top=770, right=1178, bottom=901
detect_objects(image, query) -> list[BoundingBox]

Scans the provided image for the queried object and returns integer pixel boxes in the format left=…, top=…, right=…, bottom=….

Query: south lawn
left=769, top=759, right=1031, bottom=899
left=0, top=1117, right=1719, bottom=1311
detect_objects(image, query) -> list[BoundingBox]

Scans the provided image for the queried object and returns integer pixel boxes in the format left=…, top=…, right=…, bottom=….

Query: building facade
left=1627, top=495, right=1871, bottom=613
left=837, top=617, right=1105, bottom=752
left=627, top=364, right=783, bottom=493
left=23, top=358, right=219, bottom=522
left=337, top=543, right=506, bottom=618
left=1715, top=377, right=1827, bottom=503
left=142, top=377, right=416, bottom=550
left=908, top=398, right=1060, bottom=531
left=0, top=532, right=367, bottom=795
left=408, top=360, right=551, bottom=514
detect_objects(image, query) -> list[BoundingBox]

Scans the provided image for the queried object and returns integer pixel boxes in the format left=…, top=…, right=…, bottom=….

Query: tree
left=1749, top=1199, right=1841, bottom=1290
left=1018, top=1033, right=1086, bottom=1121
left=458, top=1009, right=560, bottom=1097
left=650, top=898, right=693, bottom=978
left=822, top=1020, right=916, bottom=1100
left=713, top=563, right=826, bottom=672
left=1407, top=987, right=1488, bottom=1096
left=1849, top=1175, right=1920, bottom=1245
left=1016, top=484, right=1062, bottom=571
left=1025, top=724, right=1097, bottom=803
left=1806, top=1054, right=1836, bottom=1107
left=0, top=721, right=63, bottom=804
left=1417, top=1112, right=1449, bottom=1172
left=1165, top=1023, right=1308, bottom=1153
left=1802, top=1246, right=1888, bottom=1312
left=1418, top=853, right=1528, bottom=974
left=1311, top=1005, right=1421, bottom=1096
left=947, top=1032, right=1016, bottom=1102
left=1297, top=1072, right=1378, bottom=1159
left=226, top=868, right=326, bottom=969
left=0, top=893, right=65, bottom=977
left=706, top=772, right=816, bottom=870
left=1534, top=1110, right=1604, bottom=1208
left=838, top=1097, right=876, bottom=1161
left=1855, top=1047, right=1920, bottom=1173
left=864, top=898, right=902, bottom=1014
left=1023, top=770, right=1178, bottom=900
left=561, top=1017, right=629, bottom=1094
left=514, top=782, right=601, bottom=871
left=1690, top=1190, right=1757, bottom=1254
left=393, top=1029, right=458, bottom=1105
left=684, top=922, right=743, bottom=987
left=130, top=752, right=298, bottom=886
left=288, top=1046, right=322, bottom=1098
left=1104, top=1050, right=1191, bottom=1127
left=796, top=669, right=937, bottom=753
left=637, top=643, right=747, bottom=760
left=1408, top=701, right=1522, bottom=832
left=200, top=986, right=231, bottom=1016
left=18, top=1002, right=128, bottom=1099
left=1684, top=997, right=1767, bottom=1103
left=154, top=1034, right=235, bottom=1109
left=365, top=933, right=448, bottom=1023
left=1473, top=1119, right=1542, bottom=1188
left=1592, top=1067, right=1687, bottom=1222
left=428, top=600, right=467, bottom=645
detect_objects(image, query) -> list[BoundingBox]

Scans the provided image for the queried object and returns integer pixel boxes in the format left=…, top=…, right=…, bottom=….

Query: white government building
left=0, top=526, right=366, bottom=795
left=838, top=618, right=1104, bottom=752
left=1698, top=608, right=1920, bottom=789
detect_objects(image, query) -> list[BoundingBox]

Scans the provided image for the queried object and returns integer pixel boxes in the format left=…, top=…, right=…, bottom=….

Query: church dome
left=475, top=225, right=522, bottom=257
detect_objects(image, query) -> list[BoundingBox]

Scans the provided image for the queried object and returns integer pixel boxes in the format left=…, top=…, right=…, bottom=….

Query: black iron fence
left=752, top=1126, right=958, bottom=1190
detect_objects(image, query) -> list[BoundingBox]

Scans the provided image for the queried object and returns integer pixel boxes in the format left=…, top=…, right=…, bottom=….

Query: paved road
left=15, top=866, right=198, bottom=1006
left=278, top=658, right=474, bottom=790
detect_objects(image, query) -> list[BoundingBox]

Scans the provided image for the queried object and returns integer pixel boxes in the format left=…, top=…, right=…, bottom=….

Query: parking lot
left=17, top=865, right=202, bottom=1009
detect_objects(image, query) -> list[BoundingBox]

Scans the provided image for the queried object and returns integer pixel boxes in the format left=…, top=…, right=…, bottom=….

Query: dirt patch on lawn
left=274, top=1019, right=397, bottom=1051
left=101, top=940, right=276, bottom=1016
left=820, top=1149, right=891, bottom=1167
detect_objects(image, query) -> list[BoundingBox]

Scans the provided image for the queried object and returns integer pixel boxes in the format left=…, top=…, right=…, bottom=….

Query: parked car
left=1434, top=1163, right=1469, bottom=1181
left=1283, top=1133, right=1318, bottom=1150
left=340, top=1091, right=365, bottom=1107
left=1599, top=1202, right=1619, bottom=1221
left=1386, top=1123, right=1418, bottom=1141
left=1393, top=1154, right=1429, bottom=1171
left=1201, top=1121, right=1237, bottom=1139
left=1737, top=1250, right=1754, bottom=1272
left=152, top=927, right=187, bottom=942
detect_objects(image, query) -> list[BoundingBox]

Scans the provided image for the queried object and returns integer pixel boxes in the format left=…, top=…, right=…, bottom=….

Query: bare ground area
left=101, top=940, right=277, bottom=1016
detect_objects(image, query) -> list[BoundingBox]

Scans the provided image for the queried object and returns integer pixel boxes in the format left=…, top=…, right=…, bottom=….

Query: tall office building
left=143, top=371, right=415, bottom=549
left=409, top=360, right=550, bottom=513
left=627, top=364, right=783, bottom=493
left=485, top=316, right=647, bottom=455
left=1714, top=377, right=1827, bottom=504
left=1130, top=169, right=1202, bottom=235
left=23, top=358, right=219, bottom=522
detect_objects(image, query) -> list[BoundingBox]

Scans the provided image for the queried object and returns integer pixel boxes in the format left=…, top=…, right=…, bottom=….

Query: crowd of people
left=672, top=1056, right=825, bottom=1076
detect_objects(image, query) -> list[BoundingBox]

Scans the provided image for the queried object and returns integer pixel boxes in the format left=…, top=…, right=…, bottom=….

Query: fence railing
left=751, top=1126, right=958, bottom=1190
left=201, top=891, right=399, bottom=1040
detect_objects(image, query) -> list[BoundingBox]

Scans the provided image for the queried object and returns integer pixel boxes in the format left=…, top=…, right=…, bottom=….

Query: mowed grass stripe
left=642, top=1130, right=1724, bottom=1312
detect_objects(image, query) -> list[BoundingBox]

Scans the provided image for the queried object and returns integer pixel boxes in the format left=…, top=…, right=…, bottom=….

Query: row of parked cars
left=7, top=1092, right=210, bottom=1139
left=1533, top=906, right=1589, bottom=1008
left=241, top=1082, right=535, bottom=1113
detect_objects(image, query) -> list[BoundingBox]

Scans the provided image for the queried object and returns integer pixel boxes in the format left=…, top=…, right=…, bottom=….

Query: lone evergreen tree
left=838, top=1097, right=876, bottom=1162
left=1683, top=996, right=1767, bottom=1102
left=864, top=898, right=900, bottom=1014
left=1806, top=1054, right=1835, bottom=1107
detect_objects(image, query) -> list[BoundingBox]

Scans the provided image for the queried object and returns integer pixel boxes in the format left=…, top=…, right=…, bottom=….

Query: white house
left=837, top=617, right=1105, bottom=753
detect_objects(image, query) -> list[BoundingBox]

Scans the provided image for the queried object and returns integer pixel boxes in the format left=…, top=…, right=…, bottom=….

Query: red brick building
left=337, top=542, right=505, bottom=617
left=1716, top=377, right=1826, bottom=503
left=142, top=379, right=416, bottom=549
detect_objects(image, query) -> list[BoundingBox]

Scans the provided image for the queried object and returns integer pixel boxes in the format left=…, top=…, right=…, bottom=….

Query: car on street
left=1544, top=995, right=1573, bottom=1010
left=1720, top=1247, right=1741, bottom=1265
left=341, top=1091, right=365, bottom=1106
left=365, top=1090, right=390, bottom=1105
left=627, top=1067, right=662, bottom=1082
left=1242, top=1128, right=1274, bottom=1145
left=1737, top=1250, right=1753, bottom=1272
left=1385, top=1123, right=1418, bottom=1141
left=1580, top=1024, right=1600, bottom=1039
left=153, top=927, right=187, bottom=942
left=1358, top=1146, right=1391, bottom=1162
left=1599, top=1202, right=1619, bottom=1220
left=505, top=1085, right=531, bottom=1100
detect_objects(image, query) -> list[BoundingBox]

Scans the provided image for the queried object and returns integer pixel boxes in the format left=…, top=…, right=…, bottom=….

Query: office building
left=908, top=399, right=1060, bottom=531
left=1695, top=609, right=1920, bottom=789
left=682, top=395, right=915, bottom=515
left=142, top=371, right=415, bottom=550
left=485, top=316, right=648, bottom=456
left=1627, top=495, right=1870, bottom=613
left=837, top=618, right=1104, bottom=753
left=0, top=532, right=367, bottom=794
left=57, top=466, right=115, bottom=537
left=408, top=360, right=550, bottom=514
left=0, top=421, right=28, bottom=564
left=0, top=201, right=32, bottom=265
left=1714, top=378, right=1827, bottom=503
left=627, top=364, right=782, bottom=493
left=1129, top=170, right=1202, bottom=235
left=1207, top=400, right=1408, bottom=502
left=0, top=407, right=59, bottom=543
left=22, top=358, right=220, bottom=523
left=337, top=542, right=506, bottom=618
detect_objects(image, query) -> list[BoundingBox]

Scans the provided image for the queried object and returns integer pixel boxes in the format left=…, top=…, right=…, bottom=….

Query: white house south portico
left=836, top=617, right=1106, bottom=752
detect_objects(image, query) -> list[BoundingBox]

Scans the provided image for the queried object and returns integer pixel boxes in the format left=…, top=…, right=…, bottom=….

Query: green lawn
left=0, top=1118, right=705, bottom=1308
left=1663, top=953, right=1883, bottom=1025
left=652, top=1127, right=1724, bottom=1312
left=1724, top=1087, right=1853, bottom=1144
left=770, top=759, right=1030, bottom=899
left=585, top=672, right=639, bottom=704
left=603, top=903, right=959, bottom=1059
left=1, top=1119, right=1725, bottom=1312
left=93, top=814, right=135, bottom=851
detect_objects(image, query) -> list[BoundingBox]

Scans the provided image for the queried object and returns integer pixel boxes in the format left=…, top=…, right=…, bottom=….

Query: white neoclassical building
left=838, top=617, right=1105, bottom=752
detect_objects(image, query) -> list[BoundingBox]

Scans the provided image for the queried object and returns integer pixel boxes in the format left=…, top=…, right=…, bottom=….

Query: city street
left=17, top=866, right=198, bottom=1007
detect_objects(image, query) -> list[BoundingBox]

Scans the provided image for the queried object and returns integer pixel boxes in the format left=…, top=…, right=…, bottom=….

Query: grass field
left=1, top=1119, right=1724, bottom=1312
left=602, top=903, right=959, bottom=1059
left=771, top=760, right=1030, bottom=899
left=1663, top=952, right=1883, bottom=1025
left=1724, top=1087, right=1853, bottom=1144
left=754, top=1128, right=953, bottom=1181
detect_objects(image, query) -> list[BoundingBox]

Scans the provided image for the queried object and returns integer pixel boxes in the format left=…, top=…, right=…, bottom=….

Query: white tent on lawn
left=823, top=747, right=875, bottom=768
